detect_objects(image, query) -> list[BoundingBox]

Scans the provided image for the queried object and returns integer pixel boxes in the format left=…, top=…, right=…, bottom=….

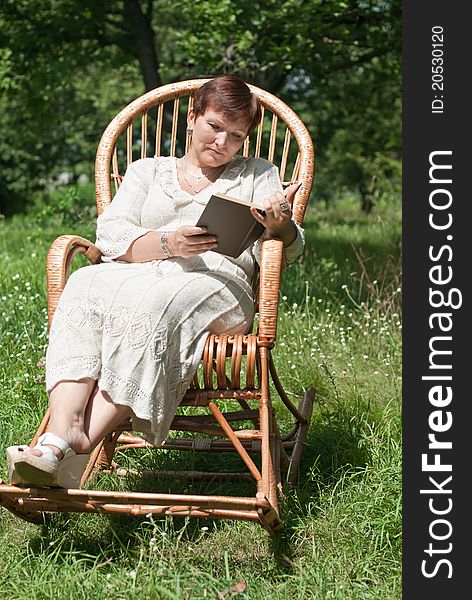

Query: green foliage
left=1, top=0, right=401, bottom=215
left=312, top=53, right=402, bottom=209
left=0, top=1, right=141, bottom=215
left=28, top=183, right=97, bottom=228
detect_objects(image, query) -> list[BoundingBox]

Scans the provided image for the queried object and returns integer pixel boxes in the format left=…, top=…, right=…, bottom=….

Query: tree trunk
left=251, top=72, right=286, bottom=95
left=359, top=174, right=377, bottom=214
left=123, top=0, right=162, bottom=92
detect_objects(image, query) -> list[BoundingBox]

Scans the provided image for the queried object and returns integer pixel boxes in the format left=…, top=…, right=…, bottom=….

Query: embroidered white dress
left=45, top=155, right=304, bottom=445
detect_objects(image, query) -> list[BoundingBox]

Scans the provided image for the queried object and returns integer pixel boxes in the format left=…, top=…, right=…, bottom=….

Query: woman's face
left=187, top=107, right=248, bottom=167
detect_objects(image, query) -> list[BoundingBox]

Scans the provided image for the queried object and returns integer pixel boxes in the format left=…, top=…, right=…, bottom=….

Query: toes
left=17, top=447, right=61, bottom=458
left=16, top=447, right=43, bottom=458
left=29, top=449, right=44, bottom=457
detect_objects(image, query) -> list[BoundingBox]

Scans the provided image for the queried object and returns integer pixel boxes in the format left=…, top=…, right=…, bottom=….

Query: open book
left=196, top=192, right=265, bottom=258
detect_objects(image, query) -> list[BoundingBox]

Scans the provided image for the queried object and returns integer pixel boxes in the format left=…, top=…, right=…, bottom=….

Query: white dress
left=45, top=155, right=304, bottom=445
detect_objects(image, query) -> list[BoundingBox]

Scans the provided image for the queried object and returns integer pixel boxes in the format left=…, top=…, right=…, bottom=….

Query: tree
left=0, top=0, right=401, bottom=214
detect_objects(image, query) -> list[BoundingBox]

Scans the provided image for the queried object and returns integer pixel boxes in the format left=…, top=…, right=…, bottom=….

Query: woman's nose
left=215, top=131, right=227, bottom=147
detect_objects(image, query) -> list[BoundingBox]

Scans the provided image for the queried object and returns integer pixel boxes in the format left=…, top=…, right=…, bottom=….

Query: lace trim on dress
left=97, top=225, right=153, bottom=261
left=99, top=366, right=195, bottom=444
left=154, top=156, right=188, bottom=207
left=45, top=356, right=101, bottom=393
left=100, top=366, right=155, bottom=416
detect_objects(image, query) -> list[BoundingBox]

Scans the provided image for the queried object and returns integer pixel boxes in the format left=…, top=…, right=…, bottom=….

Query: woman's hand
left=168, top=226, right=218, bottom=258
left=250, top=182, right=301, bottom=246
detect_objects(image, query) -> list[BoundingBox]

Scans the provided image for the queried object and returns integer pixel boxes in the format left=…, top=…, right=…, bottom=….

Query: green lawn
left=0, top=191, right=401, bottom=600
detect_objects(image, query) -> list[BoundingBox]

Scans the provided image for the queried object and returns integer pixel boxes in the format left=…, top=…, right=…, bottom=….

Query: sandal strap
left=37, top=433, right=73, bottom=456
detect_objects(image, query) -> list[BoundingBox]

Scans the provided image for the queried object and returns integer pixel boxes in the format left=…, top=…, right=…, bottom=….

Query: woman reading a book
left=7, top=75, right=304, bottom=487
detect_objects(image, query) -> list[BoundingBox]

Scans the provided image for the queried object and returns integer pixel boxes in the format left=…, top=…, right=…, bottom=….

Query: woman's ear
left=187, top=109, right=196, bottom=133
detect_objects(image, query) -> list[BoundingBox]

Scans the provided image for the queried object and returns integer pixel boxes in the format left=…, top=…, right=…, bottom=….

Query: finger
left=181, top=226, right=209, bottom=236
left=262, top=200, right=279, bottom=223
left=264, top=192, right=284, bottom=212
left=273, top=189, right=293, bottom=216
left=250, top=207, right=266, bottom=224
left=187, top=241, right=219, bottom=254
left=187, top=235, right=217, bottom=246
left=283, top=182, right=302, bottom=206
left=265, top=193, right=285, bottom=219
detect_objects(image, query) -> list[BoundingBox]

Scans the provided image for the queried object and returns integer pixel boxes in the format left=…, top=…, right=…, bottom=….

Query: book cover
left=196, top=192, right=265, bottom=258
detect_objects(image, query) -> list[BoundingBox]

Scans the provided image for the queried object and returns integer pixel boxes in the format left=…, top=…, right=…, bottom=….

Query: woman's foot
left=6, top=433, right=90, bottom=488
left=28, top=422, right=91, bottom=459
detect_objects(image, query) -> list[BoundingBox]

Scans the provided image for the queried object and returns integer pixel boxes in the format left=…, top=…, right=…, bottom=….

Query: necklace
left=179, top=158, right=226, bottom=193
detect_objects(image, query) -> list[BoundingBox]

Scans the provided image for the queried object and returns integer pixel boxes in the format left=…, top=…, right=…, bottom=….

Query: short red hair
left=193, top=76, right=262, bottom=136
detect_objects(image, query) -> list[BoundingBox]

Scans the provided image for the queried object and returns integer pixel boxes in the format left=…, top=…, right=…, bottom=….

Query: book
left=196, top=192, right=265, bottom=258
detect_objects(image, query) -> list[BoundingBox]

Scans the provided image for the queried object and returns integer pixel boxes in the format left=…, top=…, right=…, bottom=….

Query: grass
left=0, top=189, right=401, bottom=599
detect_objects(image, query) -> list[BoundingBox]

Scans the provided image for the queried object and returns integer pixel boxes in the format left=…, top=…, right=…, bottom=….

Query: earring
left=186, top=127, right=193, bottom=135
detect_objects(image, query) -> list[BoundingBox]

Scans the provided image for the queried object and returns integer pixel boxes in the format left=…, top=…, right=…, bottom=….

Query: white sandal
left=6, top=433, right=89, bottom=488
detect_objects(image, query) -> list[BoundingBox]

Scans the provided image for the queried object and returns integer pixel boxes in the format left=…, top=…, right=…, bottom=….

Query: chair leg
left=258, top=347, right=279, bottom=516
left=81, top=430, right=122, bottom=487
left=271, top=411, right=289, bottom=489
left=267, top=352, right=316, bottom=485
left=287, top=387, right=315, bottom=486
left=0, top=491, right=45, bottom=524
left=30, top=407, right=51, bottom=447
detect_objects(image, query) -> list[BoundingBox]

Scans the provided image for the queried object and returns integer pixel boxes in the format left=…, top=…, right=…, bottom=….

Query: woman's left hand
left=250, top=182, right=301, bottom=246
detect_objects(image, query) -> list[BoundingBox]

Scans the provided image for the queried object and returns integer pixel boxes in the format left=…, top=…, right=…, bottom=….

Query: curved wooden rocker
left=0, top=79, right=315, bottom=535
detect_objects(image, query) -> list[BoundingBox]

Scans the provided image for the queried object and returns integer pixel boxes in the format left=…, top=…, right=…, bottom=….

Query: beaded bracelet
left=160, top=231, right=171, bottom=258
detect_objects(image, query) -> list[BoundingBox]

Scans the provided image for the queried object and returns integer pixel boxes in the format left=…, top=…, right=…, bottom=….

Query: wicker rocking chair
left=0, top=79, right=315, bottom=535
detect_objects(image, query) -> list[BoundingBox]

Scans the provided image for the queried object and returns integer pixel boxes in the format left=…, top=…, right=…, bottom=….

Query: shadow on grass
left=268, top=395, right=373, bottom=569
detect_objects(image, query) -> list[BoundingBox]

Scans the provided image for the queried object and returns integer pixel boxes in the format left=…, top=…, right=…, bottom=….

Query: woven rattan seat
left=0, top=79, right=315, bottom=534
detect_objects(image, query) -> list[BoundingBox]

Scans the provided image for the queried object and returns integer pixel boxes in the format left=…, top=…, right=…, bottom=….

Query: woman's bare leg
left=29, top=379, right=131, bottom=458
left=84, top=386, right=132, bottom=449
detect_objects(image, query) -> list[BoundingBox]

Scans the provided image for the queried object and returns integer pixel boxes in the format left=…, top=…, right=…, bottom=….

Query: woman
left=7, top=75, right=304, bottom=488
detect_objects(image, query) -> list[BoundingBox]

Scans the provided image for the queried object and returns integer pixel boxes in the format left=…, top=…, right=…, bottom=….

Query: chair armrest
left=256, top=237, right=284, bottom=346
left=46, top=235, right=102, bottom=328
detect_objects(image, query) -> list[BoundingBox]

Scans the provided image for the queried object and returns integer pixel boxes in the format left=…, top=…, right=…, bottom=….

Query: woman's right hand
left=168, top=226, right=218, bottom=258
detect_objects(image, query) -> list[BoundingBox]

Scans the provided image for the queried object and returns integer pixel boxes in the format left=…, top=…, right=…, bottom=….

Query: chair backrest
left=95, top=79, right=314, bottom=226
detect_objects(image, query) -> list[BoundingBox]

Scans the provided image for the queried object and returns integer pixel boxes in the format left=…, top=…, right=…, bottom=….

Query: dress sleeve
left=250, top=161, right=305, bottom=267
left=95, top=159, right=156, bottom=261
